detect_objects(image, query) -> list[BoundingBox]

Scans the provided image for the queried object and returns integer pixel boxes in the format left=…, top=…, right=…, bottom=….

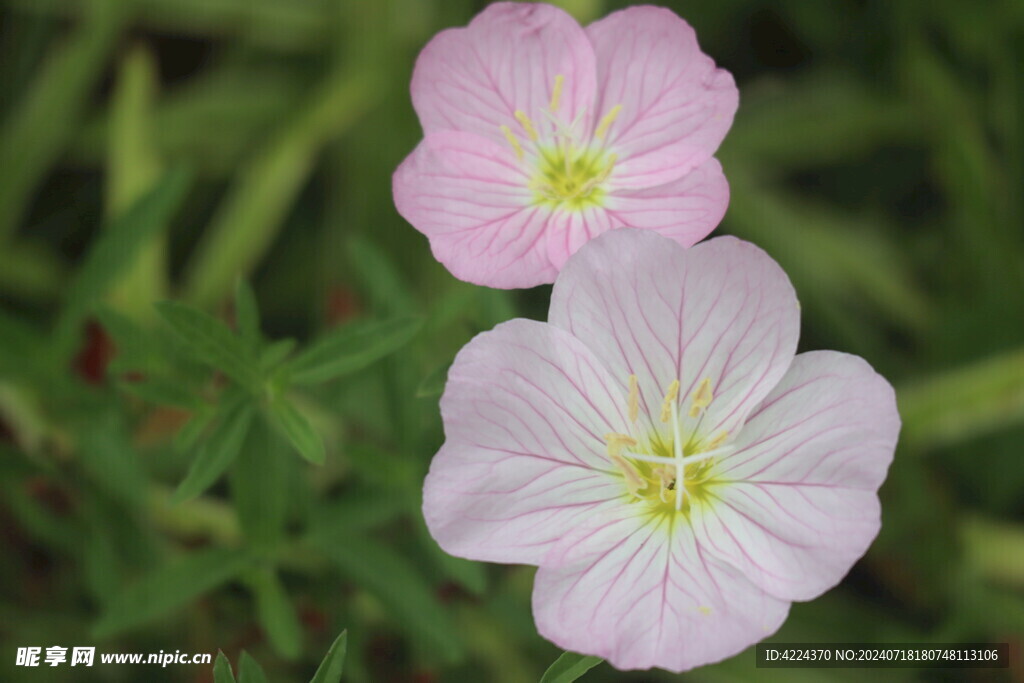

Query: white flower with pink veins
left=422, top=229, right=900, bottom=672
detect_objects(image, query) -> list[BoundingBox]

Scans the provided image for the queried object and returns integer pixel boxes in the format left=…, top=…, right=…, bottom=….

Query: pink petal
left=691, top=351, right=900, bottom=601
left=393, top=131, right=557, bottom=288
left=411, top=2, right=596, bottom=147
left=550, top=230, right=800, bottom=440
left=604, top=158, right=729, bottom=247
left=423, top=319, right=633, bottom=564
left=586, top=7, right=738, bottom=188
left=533, top=507, right=789, bottom=672
left=545, top=206, right=618, bottom=271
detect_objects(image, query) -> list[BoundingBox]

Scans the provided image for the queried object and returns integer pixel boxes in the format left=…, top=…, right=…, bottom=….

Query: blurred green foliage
left=0, top=0, right=1022, bottom=681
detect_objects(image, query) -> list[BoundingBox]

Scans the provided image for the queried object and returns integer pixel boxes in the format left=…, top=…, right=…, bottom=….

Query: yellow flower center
left=498, top=75, right=622, bottom=212
left=605, top=375, right=731, bottom=516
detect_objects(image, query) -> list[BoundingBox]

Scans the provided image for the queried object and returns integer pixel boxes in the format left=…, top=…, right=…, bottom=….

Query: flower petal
left=533, top=508, right=789, bottom=672
left=550, top=230, right=800, bottom=440
left=411, top=2, right=596, bottom=146
left=545, top=207, right=618, bottom=271
left=424, top=319, right=634, bottom=564
left=691, top=351, right=900, bottom=601
left=393, top=131, right=558, bottom=288
left=586, top=7, right=738, bottom=188
left=604, top=158, right=729, bottom=247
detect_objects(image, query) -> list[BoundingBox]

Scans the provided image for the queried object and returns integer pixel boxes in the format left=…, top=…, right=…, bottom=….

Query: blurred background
left=1, top=0, right=1022, bottom=680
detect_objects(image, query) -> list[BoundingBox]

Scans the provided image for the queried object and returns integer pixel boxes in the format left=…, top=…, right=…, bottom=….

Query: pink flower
left=393, top=3, right=737, bottom=288
left=422, top=229, right=900, bottom=672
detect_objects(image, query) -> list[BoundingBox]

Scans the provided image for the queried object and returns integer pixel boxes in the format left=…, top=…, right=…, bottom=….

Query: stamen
left=659, top=379, right=680, bottom=423
left=698, top=606, right=712, bottom=616
left=654, top=466, right=674, bottom=504
left=610, top=453, right=647, bottom=496
left=514, top=110, right=539, bottom=141
left=689, top=378, right=714, bottom=418
left=604, top=432, right=637, bottom=457
left=627, top=374, right=639, bottom=423
left=706, top=430, right=729, bottom=449
left=549, top=74, right=565, bottom=113
left=500, top=125, right=524, bottom=160
left=594, top=104, right=623, bottom=141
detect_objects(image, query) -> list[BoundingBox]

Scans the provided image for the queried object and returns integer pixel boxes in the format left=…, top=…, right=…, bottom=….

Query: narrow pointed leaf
left=213, top=651, right=237, bottom=683
left=250, top=568, right=302, bottom=659
left=235, top=279, right=261, bottom=348
left=289, top=317, right=423, bottom=386
left=270, top=397, right=325, bottom=465
left=238, top=651, right=269, bottom=683
left=155, top=301, right=261, bottom=391
left=172, top=400, right=254, bottom=503
left=539, top=652, right=603, bottom=683
left=309, top=630, right=347, bottom=683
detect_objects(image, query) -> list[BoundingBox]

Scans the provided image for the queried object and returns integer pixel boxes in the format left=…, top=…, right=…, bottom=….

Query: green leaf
left=155, top=300, right=261, bottom=391
left=175, top=408, right=215, bottom=454
left=269, top=397, right=325, bottom=465
left=58, top=166, right=191, bottom=339
left=119, top=375, right=203, bottom=411
left=250, top=568, right=302, bottom=659
left=347, top=236, right=416, bottom=316
left=899, top=347, right=1024, bottom=449
left=238, top=651, right=269, bottom=683
left=313, top=536, right=463, bottom=662
left=261, top=339, right=296, bottom=372
left=181, top=68, right=376, bottom=308
left=213, top=651, right=237, bottom=683
left=416, top=360, right=451, bottom=398
left=288, top=317, right=423, bottom=386
left=94, top=547, right=251, bottom=638
left=539, top=652, right=603, bottom=683
left=0, top=0, right=126, bottom=241
left=231, top=420, right=290, bottom=548
left=106, top=44, right=166, bottom=316
left=309, top=630, right=347, bottom=683
left=172, top=399, right=255, bottom=503
left=235, top=279, right=261, bottom=348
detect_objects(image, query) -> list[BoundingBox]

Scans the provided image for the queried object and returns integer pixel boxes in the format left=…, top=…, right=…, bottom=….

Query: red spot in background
left=299, top=605, right=329, bottom=634
left=72, top=319, right=116, bottom=385
left=326, top=286, right=361, bottom=326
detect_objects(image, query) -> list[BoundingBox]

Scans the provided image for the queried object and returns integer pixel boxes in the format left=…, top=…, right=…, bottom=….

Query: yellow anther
left=659, top=379, right=680, bottom=423
left=698, top=606, right=712, bottom=616
left=654, top=466, right=675, bottom=503
left=706, top=430, right=729, bottom=450
left=594, top=104, right=623, bottom=141
left=549, top=74, right=565, bottom=113
left=514, top=110, right=539, bottom=141
left=689, top=378, right=713, bottom=418
left=604, top=432, right=637, bottom=457
left=627, top=374, right=639, bottom=423
left=610, top=453, right=647, bottom=497
left=500, top=125, right=524, bottom=160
